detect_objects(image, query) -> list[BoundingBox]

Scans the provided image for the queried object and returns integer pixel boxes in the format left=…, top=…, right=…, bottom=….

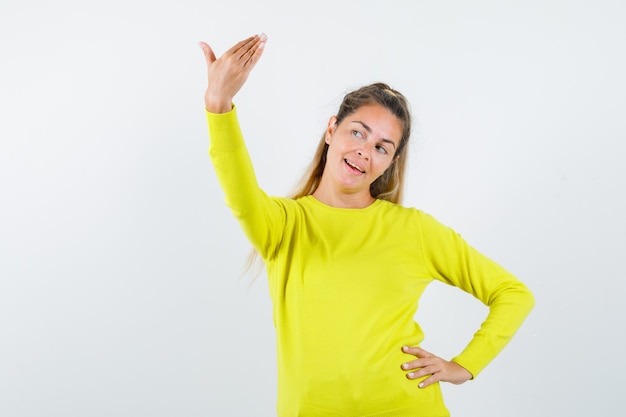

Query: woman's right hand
left=199, top=33, right=267, bottom=113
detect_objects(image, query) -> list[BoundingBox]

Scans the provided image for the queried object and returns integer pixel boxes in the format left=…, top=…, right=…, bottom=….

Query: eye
left=375, top=145, right=388, bottom=154
left=352, top=130, right=364, bottom=139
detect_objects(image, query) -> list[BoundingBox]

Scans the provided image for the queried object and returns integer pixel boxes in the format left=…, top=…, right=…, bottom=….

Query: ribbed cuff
left=206, top=104, right=245, bottom=152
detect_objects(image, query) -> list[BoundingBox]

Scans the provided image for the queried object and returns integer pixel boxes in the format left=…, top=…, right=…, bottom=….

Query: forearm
left=418, top=211, right=535, bottom=377
left=206, top=106, right=282, bottom=258
left=451, top=281, right=535, bottom=377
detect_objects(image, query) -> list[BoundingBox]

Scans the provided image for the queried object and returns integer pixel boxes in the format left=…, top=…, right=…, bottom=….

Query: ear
left=325, top=116, right=338, bottom=144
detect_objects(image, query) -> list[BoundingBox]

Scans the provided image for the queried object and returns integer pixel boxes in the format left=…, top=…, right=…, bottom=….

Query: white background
left=1, top=0, right=625, bottom=416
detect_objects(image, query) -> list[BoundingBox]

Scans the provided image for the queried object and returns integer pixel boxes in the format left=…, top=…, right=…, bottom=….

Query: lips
left=344, top=158, right=365, bottom=174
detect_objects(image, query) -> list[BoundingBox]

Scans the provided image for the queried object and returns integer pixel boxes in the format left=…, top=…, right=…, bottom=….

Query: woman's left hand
left=401, top=346, right=473, bottom=388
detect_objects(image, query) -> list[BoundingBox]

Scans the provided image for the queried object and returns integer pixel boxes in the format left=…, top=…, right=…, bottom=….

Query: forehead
left=345, top=104, right=403, bottom=143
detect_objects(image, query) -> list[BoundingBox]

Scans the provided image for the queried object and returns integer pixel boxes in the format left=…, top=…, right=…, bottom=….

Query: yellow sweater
left=207, top=107, right=534, bottom=417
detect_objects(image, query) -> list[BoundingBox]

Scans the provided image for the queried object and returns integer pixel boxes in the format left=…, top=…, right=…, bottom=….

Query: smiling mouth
left=345, top=159, right=365, bottom=174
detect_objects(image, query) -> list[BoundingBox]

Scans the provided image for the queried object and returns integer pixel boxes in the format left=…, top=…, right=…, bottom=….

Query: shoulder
left=376, top=200, right=430, bottom=232
left=377, top=200, right=455, bottom=235
left=267, top=195, right=309, bottom=219
left=377, top=199, right=429, bottom=220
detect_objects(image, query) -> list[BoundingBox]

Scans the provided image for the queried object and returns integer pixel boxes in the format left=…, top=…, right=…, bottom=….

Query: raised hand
left=401, top=346, right=473, bottom=388
left=199, top=33, right=268, bottom=113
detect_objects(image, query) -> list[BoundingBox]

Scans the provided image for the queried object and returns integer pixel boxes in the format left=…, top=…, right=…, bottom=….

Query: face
left=322, top=104, right=402, bottom=197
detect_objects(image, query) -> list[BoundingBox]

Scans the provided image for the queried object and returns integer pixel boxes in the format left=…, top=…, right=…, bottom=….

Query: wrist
left=204, top=92, right=233, bottom=114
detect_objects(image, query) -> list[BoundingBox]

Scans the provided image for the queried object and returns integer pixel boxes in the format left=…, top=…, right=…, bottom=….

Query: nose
left=357, top=146, right=370, bottom=160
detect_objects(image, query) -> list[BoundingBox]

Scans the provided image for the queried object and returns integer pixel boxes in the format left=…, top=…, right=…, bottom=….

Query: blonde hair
left=245, top=82, right=413, bottom=275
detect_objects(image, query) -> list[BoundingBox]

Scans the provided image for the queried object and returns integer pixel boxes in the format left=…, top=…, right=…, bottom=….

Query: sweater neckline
left=301, top=195, right=384, bottom=214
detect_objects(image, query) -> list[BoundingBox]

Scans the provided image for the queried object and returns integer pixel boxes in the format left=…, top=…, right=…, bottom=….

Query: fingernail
left=408, top=372, right=415, bottom=378
left=259, top=32, right=268, bottom=41
left=259, top=42, right=265, bottom=50
left=418, top=382, right=424, bottom=388
left=402, top=346, right=408, bottom=351
left=402, top=363, right=409, bottom=370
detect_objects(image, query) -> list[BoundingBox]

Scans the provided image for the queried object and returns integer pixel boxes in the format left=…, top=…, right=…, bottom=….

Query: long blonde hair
left=245, top=82, right=413, bottom=276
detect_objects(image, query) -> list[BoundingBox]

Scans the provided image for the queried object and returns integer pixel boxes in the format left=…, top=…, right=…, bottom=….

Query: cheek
left=329, top=140, right=351, bottom=158
left=375, top=158, right=394, bottom=175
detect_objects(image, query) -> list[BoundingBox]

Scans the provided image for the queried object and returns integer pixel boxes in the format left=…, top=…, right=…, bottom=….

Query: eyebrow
left=352, top=121, right=397, bottom=150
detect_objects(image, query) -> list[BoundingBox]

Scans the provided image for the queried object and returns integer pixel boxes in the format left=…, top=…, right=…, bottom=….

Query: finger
left=198, top=41, right=217, bottom=65
left=402, top=345, right=433, bottom=358
left=243, top=33, right=267, bottom=68
left=225, top=35, right=256, bottom=55
left=406, top=368, right=433, bottom=383
left=404, top=355, right=444, bottom=373
left=417, top=373, right=440, bottom=389
left=231, top=35, right=261, bottom=61
left=402, top=358, right=429, bottom=371
left=405, top=362, right=442, bottom=385
left=237, top=34, right=266, bottom=66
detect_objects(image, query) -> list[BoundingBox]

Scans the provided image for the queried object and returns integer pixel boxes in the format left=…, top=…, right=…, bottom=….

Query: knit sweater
left=207, top=106, right=534, bottom=417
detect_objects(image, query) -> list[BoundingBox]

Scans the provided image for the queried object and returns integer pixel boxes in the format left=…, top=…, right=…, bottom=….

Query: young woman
left=200, top=33, right=534, bottom=417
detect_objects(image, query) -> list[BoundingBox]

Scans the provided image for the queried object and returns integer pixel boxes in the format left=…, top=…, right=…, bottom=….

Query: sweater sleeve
left=206, top=106, right=286, bottom=260
left=417, top=211, right=535, bottom=378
